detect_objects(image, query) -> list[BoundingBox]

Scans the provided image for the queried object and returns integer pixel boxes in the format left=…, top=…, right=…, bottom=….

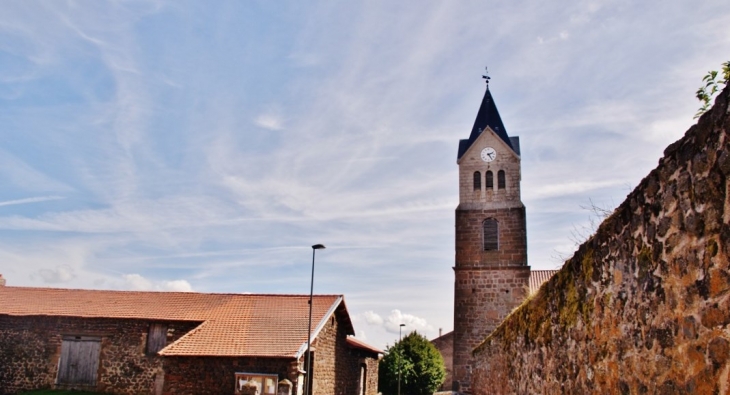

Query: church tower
left=452, top=75, right=530, bottom=393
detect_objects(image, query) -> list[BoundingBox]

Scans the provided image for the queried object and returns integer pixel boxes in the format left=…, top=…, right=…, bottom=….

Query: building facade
left=452, top=79, right=531, bottom=394
left=0, top=285, right=381, bottom=395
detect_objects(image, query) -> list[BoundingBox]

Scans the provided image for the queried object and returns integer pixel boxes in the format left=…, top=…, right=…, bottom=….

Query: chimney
left=0, top=274, right=5, bottom=287
left=439, top=328, right=442, bottom=337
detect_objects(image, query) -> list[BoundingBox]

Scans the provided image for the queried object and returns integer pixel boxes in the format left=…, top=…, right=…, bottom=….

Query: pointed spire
left=457, top=71, right=514, bottom=160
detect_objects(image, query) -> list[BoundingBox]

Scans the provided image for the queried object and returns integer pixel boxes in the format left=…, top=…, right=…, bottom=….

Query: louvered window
left=498, top=170, right=506, bottom=189
left=473, top=171, right=481, bottom=190
left=485, top=171, right=494, bottom=189
left=483, top=219, right=499, bottom=251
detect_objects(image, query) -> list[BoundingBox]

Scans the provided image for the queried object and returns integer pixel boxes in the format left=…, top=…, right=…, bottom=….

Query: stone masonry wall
left=471, top=85, right=730, bottom=394
left=455, top=207, right=528, bottom=267
left=311, top=305, right=380, bottom=395
left=0, top=315, right=198, bottom=395
left=453, top=266, right=529, bottom=392
left=458, top=128, right=522, bottom=210
left=162, top=356, right=292, bottom=395
left=431, top=331, right=454, bottom=392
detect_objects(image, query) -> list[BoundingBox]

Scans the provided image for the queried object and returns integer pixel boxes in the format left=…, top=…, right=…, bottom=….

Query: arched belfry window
left=485, top=171, right=494, bottom=189
left=473, top=171, right=481, bottom=191
left=498, top=170, right=506, bottom=189
left=483, top=219, right=499, bottom=251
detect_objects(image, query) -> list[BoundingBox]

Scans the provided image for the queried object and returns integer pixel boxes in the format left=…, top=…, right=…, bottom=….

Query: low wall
left=472, top=85, right=730, bottom=394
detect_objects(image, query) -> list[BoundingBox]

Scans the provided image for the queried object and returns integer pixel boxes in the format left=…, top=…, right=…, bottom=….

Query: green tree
left=695, top=60, right=730, bottom=118
left=378, top=331, right=445, bottom=395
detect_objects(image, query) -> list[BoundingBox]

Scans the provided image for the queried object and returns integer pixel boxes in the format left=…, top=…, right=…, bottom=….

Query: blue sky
left=1, top=0, right=729, bottom=349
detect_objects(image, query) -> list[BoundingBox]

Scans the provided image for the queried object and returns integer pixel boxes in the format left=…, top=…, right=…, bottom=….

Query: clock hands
left=480, top=147, right=497, bottom=162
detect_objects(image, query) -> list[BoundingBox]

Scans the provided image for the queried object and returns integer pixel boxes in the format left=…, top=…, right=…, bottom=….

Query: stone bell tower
left=452, top=74, right=530, bottom=393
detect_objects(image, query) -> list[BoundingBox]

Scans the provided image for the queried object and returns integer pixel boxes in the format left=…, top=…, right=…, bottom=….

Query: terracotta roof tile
left=0, top=286, right=345, bottom=358
left=346, top=336, right=382, bottom=354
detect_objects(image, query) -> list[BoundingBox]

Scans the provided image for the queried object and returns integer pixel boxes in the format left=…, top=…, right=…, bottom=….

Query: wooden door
left=58, top=336, right=101, bottom=385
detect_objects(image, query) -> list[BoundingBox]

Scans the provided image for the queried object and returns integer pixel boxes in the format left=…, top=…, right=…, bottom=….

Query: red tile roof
left=346, top=336, right=383, bottom=354
left=529, top=270, right=559, bottom=294
left=0, top=286, right=350, bottom=358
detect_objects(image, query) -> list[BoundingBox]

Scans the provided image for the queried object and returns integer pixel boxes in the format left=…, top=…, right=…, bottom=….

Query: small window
left=147, top=323, right=168, bottom=355
left=483, top=219, right=499, bottom=251
left=498, top=170, right=506, bottom=189
left=473, top=171, right=481, bottom=191
left=235, top=373, right=278, bottom=395
left=485, top=171, right=494, bottom=189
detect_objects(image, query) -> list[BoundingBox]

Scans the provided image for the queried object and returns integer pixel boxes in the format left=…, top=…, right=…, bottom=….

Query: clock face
left=480, top=147, right=496, bottom=162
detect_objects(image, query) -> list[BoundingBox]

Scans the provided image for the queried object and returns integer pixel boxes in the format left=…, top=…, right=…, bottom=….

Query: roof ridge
left=0, top=286, right=342, bottom=298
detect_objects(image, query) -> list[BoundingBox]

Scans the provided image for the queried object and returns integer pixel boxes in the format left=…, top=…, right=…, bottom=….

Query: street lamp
left=305, top=244, right=325, bottom=395
left=398, top=323, right=405, bottom=395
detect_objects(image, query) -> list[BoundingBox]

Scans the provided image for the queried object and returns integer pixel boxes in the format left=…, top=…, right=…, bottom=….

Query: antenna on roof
left=482, top=66, right=491, bottom=89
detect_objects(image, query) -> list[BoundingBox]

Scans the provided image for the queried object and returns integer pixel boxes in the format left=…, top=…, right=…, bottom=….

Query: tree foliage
left=695, top=61, right=730, bottom=118
left=378, top=331, right=445, bottom=395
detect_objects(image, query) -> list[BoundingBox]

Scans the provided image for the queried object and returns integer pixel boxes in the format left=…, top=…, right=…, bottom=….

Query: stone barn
left=0, top=284, right=381, bottom=395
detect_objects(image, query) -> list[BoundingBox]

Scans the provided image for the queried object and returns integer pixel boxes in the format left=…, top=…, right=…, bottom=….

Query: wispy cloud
left=0, top=196, right=64, bottom=207
left=254, top=113, right=284, bottom=131
left=527, top=179, right=626, bottom=200
left=0, top=0, right=728, bottom=350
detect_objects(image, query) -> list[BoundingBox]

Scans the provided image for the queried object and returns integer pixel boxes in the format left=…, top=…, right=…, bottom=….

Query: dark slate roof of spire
left=457, top=87, right=514, bottom=160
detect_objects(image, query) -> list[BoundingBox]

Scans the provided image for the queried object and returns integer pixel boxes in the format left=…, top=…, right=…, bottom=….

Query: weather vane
left=482, top=66, right=491, bottom=86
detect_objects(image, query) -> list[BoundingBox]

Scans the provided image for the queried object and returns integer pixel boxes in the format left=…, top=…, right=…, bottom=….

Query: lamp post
left=305, top=244, right=325, bottom=395
left=398, top=323, right=405, bottom=395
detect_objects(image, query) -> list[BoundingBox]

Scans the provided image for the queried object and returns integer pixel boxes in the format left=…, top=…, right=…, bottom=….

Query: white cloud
left=162, top=279, right=193, bottom=292
left=37, top=265, right=75, bottom=284
left=362, top=310, right=384, bottom=325
left=384, top=309, right=434, bottom=334
left=123, top=274, right=193, bottom=292
left=254, top=113, right=284, bottom=131
left=123, top=273, right=153, bottom=290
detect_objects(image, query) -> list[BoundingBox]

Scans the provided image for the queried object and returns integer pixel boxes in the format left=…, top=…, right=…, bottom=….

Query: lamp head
left=312, top=244, right=326, bottom=250
left=400, top=324, right=405, bottom=327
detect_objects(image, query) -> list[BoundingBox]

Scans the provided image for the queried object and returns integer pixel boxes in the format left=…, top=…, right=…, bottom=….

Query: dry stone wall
left=471, top=84, right=730, bottom=394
